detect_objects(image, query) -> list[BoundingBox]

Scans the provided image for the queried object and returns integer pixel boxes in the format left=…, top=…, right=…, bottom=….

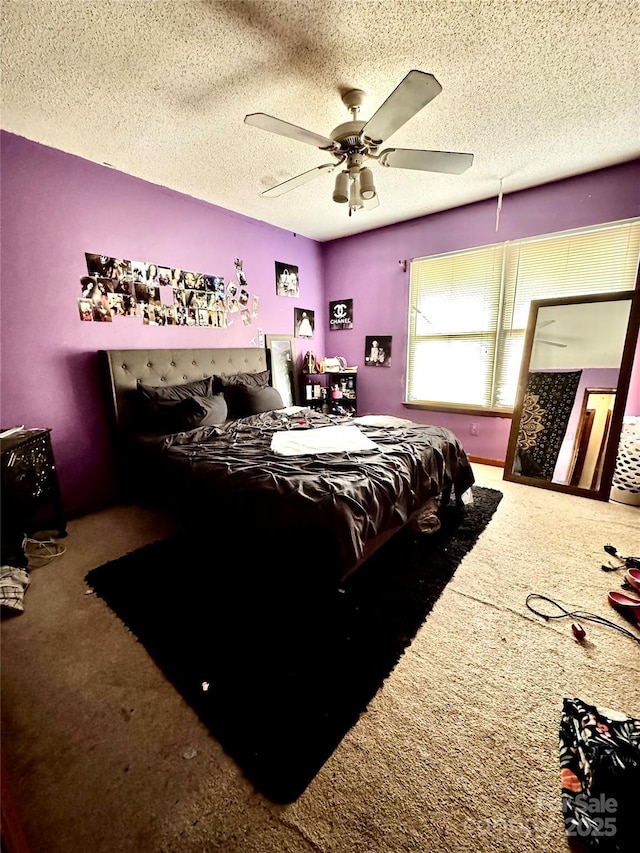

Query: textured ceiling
left=2, top=0, right=639, bottom=242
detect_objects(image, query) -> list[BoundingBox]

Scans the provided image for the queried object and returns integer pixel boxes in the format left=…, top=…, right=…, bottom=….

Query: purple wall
left=322, top=160, right=640, bottom=460
left=1, top=131, right=638, bottom=517
left=0, top=132, right=324, bottom=515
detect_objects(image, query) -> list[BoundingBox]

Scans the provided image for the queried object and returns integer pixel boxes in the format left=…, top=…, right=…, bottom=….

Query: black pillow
left=138, top=375, right=221, bottom=404
left=219, top=370, right=272, bottom=417
left=145, top=394, right=228, bottom=434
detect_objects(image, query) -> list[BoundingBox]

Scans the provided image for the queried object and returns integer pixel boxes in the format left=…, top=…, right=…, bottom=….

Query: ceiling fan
left=244, top=70, right=474, bottom=216
left=535, top=319, right=568, bottom=348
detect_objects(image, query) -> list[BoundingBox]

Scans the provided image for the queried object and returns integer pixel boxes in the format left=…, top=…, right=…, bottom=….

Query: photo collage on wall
left=78, top=253, right=259, bottom=327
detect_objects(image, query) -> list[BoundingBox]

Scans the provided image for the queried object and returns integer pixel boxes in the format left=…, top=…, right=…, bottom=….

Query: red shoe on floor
left=625, top=568, right=640, bottom=595
left=608, top=590, right=640, bottom=629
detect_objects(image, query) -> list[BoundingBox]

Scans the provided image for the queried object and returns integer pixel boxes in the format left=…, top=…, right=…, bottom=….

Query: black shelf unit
left=302, top=370, right=358, bottom=417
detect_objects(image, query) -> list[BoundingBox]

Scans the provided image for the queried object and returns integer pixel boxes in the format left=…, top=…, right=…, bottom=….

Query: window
left=406, top=219, right=640, bottom=412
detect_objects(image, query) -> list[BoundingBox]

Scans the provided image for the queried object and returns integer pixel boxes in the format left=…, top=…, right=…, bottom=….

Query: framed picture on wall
left=364, top=335, right=392, bottom=367
left=329, top=299, right=353, bottom=330
left=275, top=262, right=299, bottom=297
left=265, top=334, right=299, bottom=406
left=294, top=308, right=315, bottom=339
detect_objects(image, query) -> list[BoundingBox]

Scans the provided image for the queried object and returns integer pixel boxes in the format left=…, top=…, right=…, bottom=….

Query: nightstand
left=1, top=428, right=67, bottom=567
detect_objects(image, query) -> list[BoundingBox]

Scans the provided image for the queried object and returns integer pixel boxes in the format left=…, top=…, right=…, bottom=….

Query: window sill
left=402, top=401, right=513, bottom=418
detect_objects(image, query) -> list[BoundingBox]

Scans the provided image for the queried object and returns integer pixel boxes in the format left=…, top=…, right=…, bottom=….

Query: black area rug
left=86, top=486, right=502, bottom=803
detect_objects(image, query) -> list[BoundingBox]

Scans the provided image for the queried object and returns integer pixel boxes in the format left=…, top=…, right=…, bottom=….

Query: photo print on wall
left=364, top=335, right=392, bottom=367
left=294, top=308, right=315, bottom=339
left=275, top=262, right=299, bottom=297
left=329, top=299, right=353, bottom=330
left=79, top=252, right=256, bottom=327
left=78, top=298, right=93, bottom=321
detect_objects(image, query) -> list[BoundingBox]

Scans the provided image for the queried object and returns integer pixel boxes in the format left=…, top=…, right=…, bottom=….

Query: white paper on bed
left=353, top=414, right=415, bottom=427
left=279, top=406, right=307, bottom=415
left=270, top=424, right=378, bottom=456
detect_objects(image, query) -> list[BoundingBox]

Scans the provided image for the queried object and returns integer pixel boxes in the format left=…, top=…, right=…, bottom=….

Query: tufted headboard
left=99, top=347, right=269, bottom=438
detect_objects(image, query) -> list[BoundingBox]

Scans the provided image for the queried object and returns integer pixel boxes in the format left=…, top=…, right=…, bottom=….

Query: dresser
left=1, top=428, right=66, bottom=567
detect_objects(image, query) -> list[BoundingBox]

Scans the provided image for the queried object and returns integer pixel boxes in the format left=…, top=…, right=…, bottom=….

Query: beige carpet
left=2, top=464, right=639, bottom=853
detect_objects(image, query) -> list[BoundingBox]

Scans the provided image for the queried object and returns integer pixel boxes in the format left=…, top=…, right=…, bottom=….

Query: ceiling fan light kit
left=359, top=167, right=376, bottom=200
left=333, top=170, right=349, bottom=204
left=245, top=69, right=474, bottom=217
left=349, top=176, right=363, bottom=213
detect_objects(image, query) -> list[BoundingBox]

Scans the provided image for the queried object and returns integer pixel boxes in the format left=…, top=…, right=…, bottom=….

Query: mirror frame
left=265, top=334, right=299, bottom=406
left=503, top=289, right=640, bottom=501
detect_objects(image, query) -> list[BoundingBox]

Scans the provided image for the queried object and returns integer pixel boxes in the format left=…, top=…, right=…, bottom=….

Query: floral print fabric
left=559, top=697, right=640, bottom=851
left=515, top=370, right=582, bottom=480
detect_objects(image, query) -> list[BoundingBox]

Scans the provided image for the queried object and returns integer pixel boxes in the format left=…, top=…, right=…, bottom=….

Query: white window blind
left=407, top=243, right=505, bottom=407
left=407, top=218, right=640, bottom=411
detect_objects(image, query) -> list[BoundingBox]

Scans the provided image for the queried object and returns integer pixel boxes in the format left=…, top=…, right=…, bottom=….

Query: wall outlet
left=470, top=422, right=479, bottom=436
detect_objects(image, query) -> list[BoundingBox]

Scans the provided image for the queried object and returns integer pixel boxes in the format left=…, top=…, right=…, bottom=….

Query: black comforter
left=132, top=409, right=474, bottom=580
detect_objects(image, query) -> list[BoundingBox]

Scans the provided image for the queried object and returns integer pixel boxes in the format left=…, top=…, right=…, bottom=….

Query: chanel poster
left=329, top=299, right=353, bottom=330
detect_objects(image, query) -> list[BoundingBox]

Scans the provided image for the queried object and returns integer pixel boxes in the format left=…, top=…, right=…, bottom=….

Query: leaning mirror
left=504, top=290, right=639, bottom=500
left=265, top=334, right=298, bottom=407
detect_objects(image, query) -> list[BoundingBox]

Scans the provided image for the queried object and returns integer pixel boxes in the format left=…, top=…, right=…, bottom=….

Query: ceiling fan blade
left=261, top=163, right=337, bottom=198
left=245, top=113, right=337, bottom=151
left=362, top=70, right=443, bottom=146
left=378, top=148, right=474, bottom=174
left=536, top=338, right=567, bottom=348
left=363, top=193, right=380, bottom=211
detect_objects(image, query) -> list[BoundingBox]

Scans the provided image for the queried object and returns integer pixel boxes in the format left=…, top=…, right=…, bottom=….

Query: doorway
left=568, top=388, right=616, bottom=490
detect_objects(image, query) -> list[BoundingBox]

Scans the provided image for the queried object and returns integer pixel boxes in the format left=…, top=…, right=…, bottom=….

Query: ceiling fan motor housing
left=330, top=120, right=367, bottom=154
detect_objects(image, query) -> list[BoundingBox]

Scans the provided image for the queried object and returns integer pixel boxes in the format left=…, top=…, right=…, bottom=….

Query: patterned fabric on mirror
left=514, top=370, right=582, bottom=481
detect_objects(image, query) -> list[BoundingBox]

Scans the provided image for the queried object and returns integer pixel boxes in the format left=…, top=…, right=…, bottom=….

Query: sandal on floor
left=625, top=568, right=640, bottom=595
left=608, top=590, right=640, bottom=628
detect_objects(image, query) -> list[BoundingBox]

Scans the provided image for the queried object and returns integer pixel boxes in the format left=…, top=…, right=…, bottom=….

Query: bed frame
left=98, top=347, right=456, bottom=582
left=99, top=347, right=268, bottom=439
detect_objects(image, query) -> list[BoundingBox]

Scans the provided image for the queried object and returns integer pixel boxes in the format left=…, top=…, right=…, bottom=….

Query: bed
left=99, top=347, right=475, bottom=584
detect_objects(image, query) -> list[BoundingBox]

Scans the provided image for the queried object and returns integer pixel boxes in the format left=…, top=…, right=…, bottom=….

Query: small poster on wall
left=294, top=308, right=315, bottom=338
left=329, top=299, right=353, bottom=330
left=364, top=335, right=392, bottom=367
left=275, top=262, right=299, bottom=297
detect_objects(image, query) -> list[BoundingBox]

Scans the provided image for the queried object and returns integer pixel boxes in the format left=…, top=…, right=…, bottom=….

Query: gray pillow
left=228, top=383, right=284, bottom=417
left=219, top=370, right=271, bottom=388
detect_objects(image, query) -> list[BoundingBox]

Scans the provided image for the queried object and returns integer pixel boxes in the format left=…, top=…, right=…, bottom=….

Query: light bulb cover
left=360, top=167, right=376, bottom=200
left=333, top=171, right=349, bottom=203
left=349, top=175, right=363, bottom=210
